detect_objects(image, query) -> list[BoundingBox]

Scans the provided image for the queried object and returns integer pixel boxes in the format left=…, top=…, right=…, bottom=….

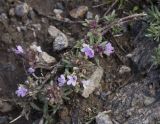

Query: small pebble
left=28, top=9, right=36, bottom=20
left=0, top=116, right=8, bottom=124
left=144, top=96, right=155, bottom=106
left=53, top=9, right=63, bottom=20
left=15, top=3, right=29, bottom=17
left=53, top=35, right=68, bottom=51
left=96, top=111, right=113, bottom=124
left=55, top=2, right=64, bottom=10
left=53, top=9, right=63, bottom=15
left=119, top=65, right=131, bottom=74
left=9, top=8, right=15, bottom=16
left=86, top=11, right=93, bottom=19
left=0, top=13, right=7, bottom=20
left=69, top=6, right=88, bottom=19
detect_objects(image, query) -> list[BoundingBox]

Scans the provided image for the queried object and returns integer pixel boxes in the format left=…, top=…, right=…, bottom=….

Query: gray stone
left=0, top=13, right=7, bottom=21
left=1, top=33, right=12, bottom=44
left=69, top=6, right=88, bottom=19
left=40, top=52, right=56, bottom=64
left=48, top=25, right=68, bottom=51
left=82, top=66, right=103, bottom=98
left=86, top=11, right=93, bottom=19
left=0, top=100, right=12, bottom=113
left=15, top=3, right=29, bottom=17
left=9, top=8, right=15, bottom=16
left=30, top=44, right=56, bottom=65
left=28, top=9, right=36, bottom=20
left=53, top=35, right=68, bottom=51
left=53, top=9, right=63, bottom=20
left=55, top=2, right=64, bottom=10
left=53, top=9, right=63, bottom=15
left=144, top=96, right=155, bottom=106
left=48, top=25, right=61, bottom=38
left=119, top=65, right=131, bottom=74
left=96, top=111, right=113, bottom=124
left=0, top=116, right=8, bottom=124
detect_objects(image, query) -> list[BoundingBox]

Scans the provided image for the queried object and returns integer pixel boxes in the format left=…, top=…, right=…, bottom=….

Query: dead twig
left=109, top=31, right=127, bottom=54
left=101, top=13, right=147, bottom=35
left=9, top=114, right=23, bottom=123
left=103, top=0, right=118, bottom=16
left=92, top=3, right=108, bottom=8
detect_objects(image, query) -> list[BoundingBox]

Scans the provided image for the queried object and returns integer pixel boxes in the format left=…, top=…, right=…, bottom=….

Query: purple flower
left=13, top=45, right=24, bottom=54
left=81, top=44, right=94, bottom=58
left=15, top=85, right=28, bottom=97
left=28, top=67, right=35, bottom=74
left=104, top=42, right=114, bottom=56
left=67, top=75, right=77, bottom=86
left=89, top=20, right=97, bottom=28
left=58, top=74, right=66, bottom=86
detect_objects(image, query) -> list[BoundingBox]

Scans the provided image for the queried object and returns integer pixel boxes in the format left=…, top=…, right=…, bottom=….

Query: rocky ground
left=0, top=0, right=160, bottom=124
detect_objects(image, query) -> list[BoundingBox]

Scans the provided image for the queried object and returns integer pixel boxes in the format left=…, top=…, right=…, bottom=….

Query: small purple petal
left=81, top=44, right=94, bottom=58
left=67, top=75, right=77, bottom=86
left=71, top=80, right=76, bottom=86
left=13, top=45, right=24, bottom=54
left=58, top=74, right=66, bottom=86
left=28, top=67, right=35, bottom=74
left=90, top=20, right=97, bottom=28
left=15, top=85, right=28, bottom=97
left=104, top=42, right=114, bottom=56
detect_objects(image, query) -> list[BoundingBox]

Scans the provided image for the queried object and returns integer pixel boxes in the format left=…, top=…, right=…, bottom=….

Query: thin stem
left=101, top=13, right=147, bottom=35
left=9, top=114, right=23, bottom=123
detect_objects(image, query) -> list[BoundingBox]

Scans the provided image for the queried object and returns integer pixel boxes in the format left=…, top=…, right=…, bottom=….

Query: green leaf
left=64, top=89, right=73, bottom=96
left=104, top=10, right=116, bottom=22
left=43, top=101, right=48, bottom=118
left=87, top=32, right=95, bottom=45
left=95, top=57, right=100, bottom=66
left=97, top=34, right=103, bottom=43
left=51, top=104, right=60, bottom=115
left=62, top=96, right=70, bottom=100
left=133, top=6, right=139, bottom=12
left=30, top=102, right=42, bottom=111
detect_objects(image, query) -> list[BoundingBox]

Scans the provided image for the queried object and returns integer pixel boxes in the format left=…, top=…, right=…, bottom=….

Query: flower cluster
left=58, top=74, right=77, bottom=87
left=27, top=67, right=35, bottom=74
left=104, top=42, right=114, bottom=56
left=81, top=42, right=114, bottom=58
left=16, top=85, right=28, bottom=97
left=12, top=45, right=36, bottom=74
left=12, top=45, right=24, bottom=55
left=81, top=43, right=94, bottom=58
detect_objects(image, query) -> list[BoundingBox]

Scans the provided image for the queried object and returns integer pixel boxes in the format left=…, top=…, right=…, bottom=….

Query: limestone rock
left=48, top=25, right=68, bottom=51
left=119, top=65, right=131, bottom=74
left=69, top=6, right=88, bottom=19
left=96, top=111, right=113, bottom=124
left=82, top=66, right=103, bottom=98
left=15, top=3, right=29, bottom=17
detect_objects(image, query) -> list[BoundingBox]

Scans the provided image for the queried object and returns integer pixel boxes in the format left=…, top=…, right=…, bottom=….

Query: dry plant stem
left=114, top=52, right=126, bottom=65
left=147, top=63, right=155, bottom=73
left=40, top=63, right=60, bottom=88
left=103, top=0, right=118, bottom=16
left=109, top=31, right=127, bottom=54
left=9, top=114, right=23, bottom=123
left=92, top=3, right=108, bottom=8
left=101, top=13, right=147, bottom=35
